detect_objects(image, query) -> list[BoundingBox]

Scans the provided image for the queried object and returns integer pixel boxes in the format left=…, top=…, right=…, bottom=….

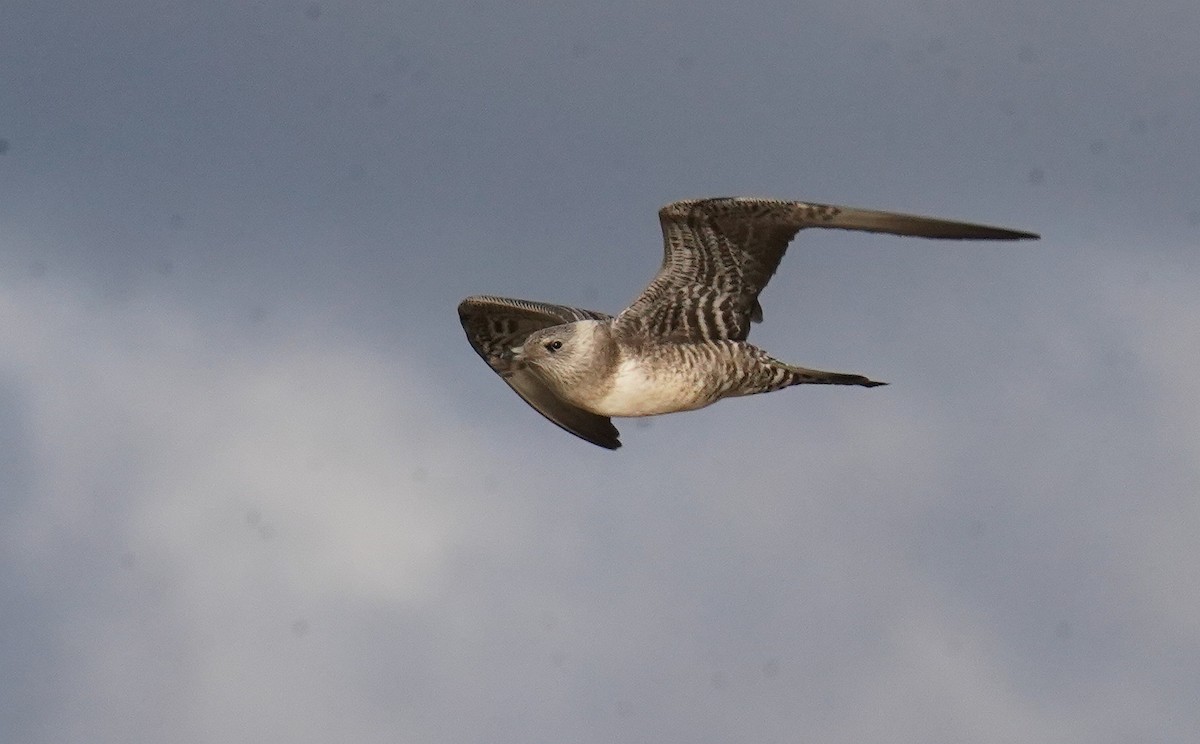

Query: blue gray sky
left=2, top=1, right=1199, bottom=742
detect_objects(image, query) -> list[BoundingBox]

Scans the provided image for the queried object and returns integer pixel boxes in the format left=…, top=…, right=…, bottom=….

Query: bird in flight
left=459, top=197, right=1038, bottom=449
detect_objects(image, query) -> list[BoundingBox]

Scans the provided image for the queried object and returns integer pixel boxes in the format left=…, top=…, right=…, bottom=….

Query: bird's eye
left=545, top=340, right=563, bottom=352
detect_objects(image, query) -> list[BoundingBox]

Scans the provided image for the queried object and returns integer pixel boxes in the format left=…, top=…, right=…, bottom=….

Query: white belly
left=588, top=358, right=712, bottom=417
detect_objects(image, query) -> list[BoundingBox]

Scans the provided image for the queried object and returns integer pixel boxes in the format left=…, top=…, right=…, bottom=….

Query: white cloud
left=5, top=237, right=1199, bottom=743
left=1, top=278, right=523, bottom=742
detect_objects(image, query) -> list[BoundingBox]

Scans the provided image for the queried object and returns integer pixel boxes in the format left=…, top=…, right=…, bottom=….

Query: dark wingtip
left=945, top=225, right=1040, bottom=241
left=864, top=380, right=888, bottom=388
left=1005, top=229, right=1040, bottom=241
left=600, top=426, right=622, bottom=450
left=586, top=433, right=622, bottom=450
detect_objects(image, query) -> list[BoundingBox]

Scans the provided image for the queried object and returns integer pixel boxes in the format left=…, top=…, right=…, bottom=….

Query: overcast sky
left=2, top=1, right=1199, bottom=742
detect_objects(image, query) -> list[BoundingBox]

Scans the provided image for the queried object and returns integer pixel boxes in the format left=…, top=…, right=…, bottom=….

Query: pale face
left=515, top=320, right=606, bottom=386
left=518, top=323, right=582, bottom=366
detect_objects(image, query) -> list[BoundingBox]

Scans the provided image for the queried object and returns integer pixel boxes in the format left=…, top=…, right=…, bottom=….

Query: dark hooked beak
left=495, top=346, right=525, bottom=378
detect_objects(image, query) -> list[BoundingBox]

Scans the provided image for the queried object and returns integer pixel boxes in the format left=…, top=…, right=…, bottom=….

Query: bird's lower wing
left=457, top=295, right=621, bottom=449
left=502, top=366, right=621, bottom=449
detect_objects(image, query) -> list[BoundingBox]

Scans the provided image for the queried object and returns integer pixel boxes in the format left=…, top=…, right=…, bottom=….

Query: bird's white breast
left=589, top=357, right=712, bottom=417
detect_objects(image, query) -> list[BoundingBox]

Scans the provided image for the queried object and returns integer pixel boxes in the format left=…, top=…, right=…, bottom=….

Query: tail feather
left=782, top=365, right=887, bottom=388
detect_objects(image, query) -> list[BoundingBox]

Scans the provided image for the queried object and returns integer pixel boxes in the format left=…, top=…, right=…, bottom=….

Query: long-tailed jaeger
left=459, top=197, right=1038, bottom=449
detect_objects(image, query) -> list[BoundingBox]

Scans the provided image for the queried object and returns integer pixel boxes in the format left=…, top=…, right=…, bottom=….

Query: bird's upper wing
left=614, top=198, right=1039, bottom=342
left=457, top=295, right=622, bottom=449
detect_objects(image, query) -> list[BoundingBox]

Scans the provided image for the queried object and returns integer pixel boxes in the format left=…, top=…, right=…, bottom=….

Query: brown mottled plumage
left=459, top=197, right=1038, bottom=449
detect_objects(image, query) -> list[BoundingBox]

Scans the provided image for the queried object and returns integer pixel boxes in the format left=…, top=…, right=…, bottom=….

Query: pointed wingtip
left=599, top=423, right=622, bottom=450
left=584, top=430, right=622, bottom=450
left=819, top=205, right=1041, bottom=242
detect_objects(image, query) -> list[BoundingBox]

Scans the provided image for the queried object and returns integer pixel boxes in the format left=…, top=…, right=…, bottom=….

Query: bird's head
left=514, top=320, right=608, bottom=386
